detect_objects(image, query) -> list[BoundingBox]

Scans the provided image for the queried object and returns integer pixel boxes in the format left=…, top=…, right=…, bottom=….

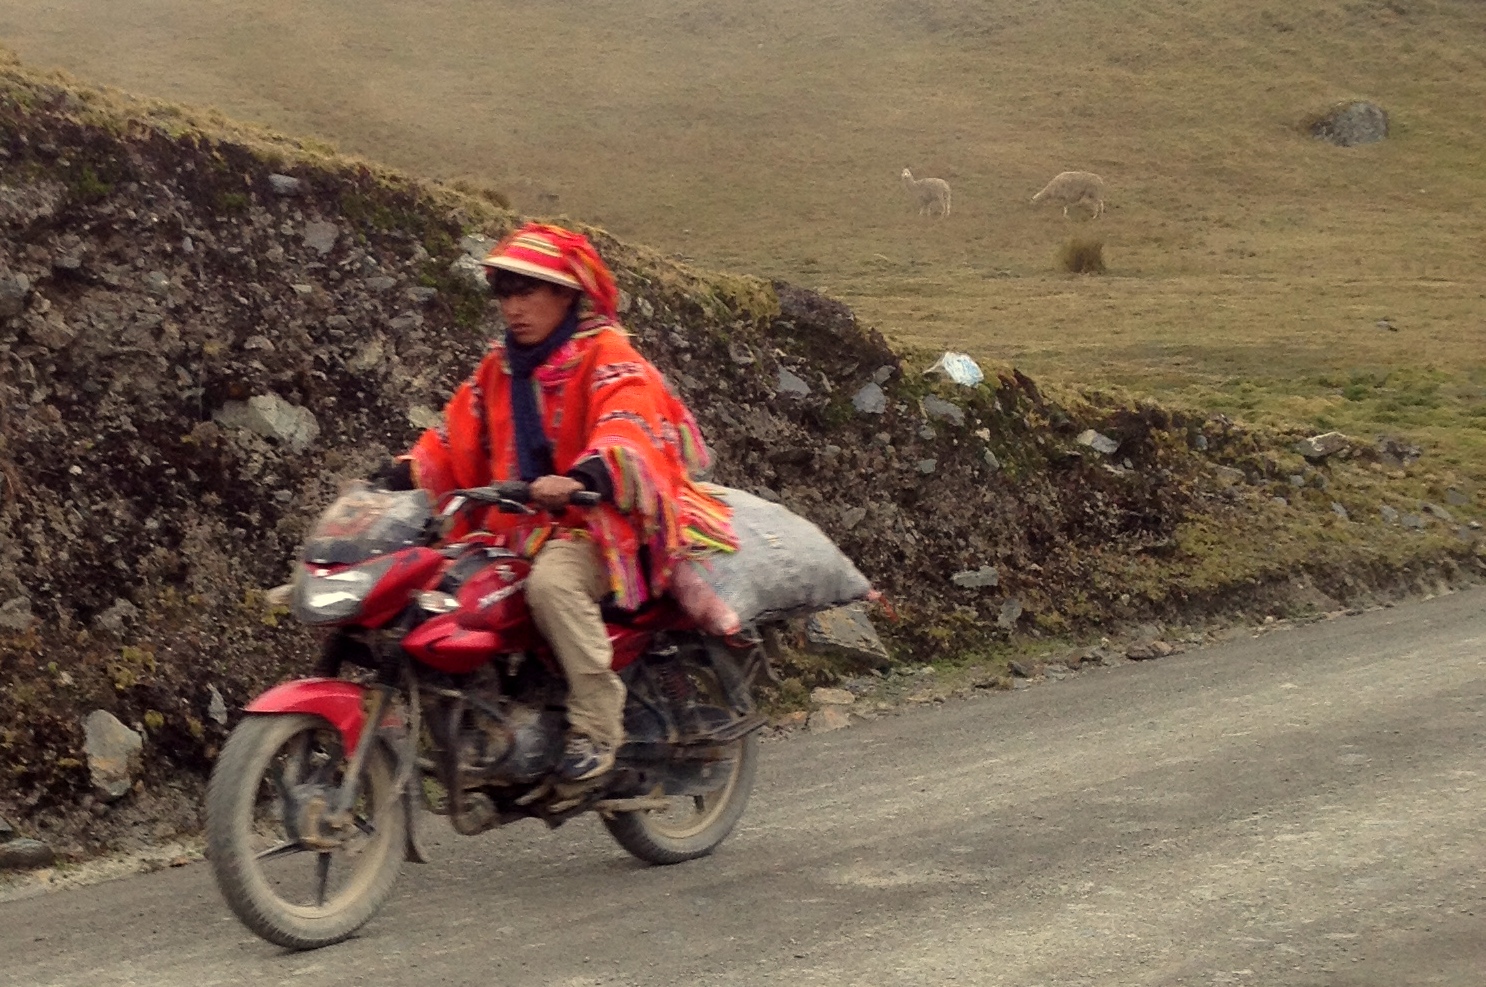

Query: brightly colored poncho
left=403, top=313, right=737, bottom=609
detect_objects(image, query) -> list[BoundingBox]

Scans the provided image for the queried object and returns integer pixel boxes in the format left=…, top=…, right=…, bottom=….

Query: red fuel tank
left=455, top=554, right=533, bottom=633
left=402, top=614, right=505, bottom=674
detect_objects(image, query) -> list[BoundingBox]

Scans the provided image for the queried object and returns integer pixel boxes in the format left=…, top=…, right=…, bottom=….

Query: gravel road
left=3, top=589, right=1483, bottom=986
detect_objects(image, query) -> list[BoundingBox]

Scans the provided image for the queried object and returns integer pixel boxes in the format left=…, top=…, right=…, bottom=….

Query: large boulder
left=1309, top=101, right=1388, bottom=147
left=0, top=838, right=55, bottom=870
left=803, top=603, right=890, bottom=669
left=82, top=710, right=144, bottom=802
left=214, top=394, right=321, bottom=453
left=1296, top=431, right=1350, bottom=461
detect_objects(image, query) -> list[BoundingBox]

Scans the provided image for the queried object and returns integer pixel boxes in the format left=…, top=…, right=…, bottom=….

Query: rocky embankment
left=1, top=65, right=1482, bottom=862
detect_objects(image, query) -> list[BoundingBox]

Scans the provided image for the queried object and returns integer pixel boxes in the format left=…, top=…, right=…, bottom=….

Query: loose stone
left=852, top=382, right=886, bottom=415
left=807, top=707, right=852, bottom=733
left=1076, top=429, right=1119, bottom=455
left=1295, top=431, right=1349, bottom=461
left=0, top=838, right=55, bottom=871
left=83, top=710, right=143, bottom=802
left=951, top=565, right=1000, bottom=589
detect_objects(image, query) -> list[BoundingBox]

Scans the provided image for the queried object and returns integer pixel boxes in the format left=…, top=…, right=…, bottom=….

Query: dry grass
left=3, top=0, right=1484, bottom=478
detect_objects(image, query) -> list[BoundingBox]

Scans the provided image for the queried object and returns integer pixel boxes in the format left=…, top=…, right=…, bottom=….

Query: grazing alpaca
left=1031, top=171, right=1106, bottom=218
left=901, top=168, right=951, bottom=218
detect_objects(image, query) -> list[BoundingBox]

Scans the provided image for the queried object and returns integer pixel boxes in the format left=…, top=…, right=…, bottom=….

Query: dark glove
left=368, top=459, right=415, bottom=491
left=565, top=456, right=613, bottom=502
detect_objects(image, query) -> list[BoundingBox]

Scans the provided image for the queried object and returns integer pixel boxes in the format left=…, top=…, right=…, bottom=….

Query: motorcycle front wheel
left=206, top=714, right=405, bottom=950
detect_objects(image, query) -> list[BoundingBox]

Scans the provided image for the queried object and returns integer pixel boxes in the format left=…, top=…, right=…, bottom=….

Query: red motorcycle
left=205, top=481, right=771, bottom=950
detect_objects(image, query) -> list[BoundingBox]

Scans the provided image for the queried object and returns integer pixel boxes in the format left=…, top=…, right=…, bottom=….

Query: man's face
left=499, top=282, right=577, bottom=346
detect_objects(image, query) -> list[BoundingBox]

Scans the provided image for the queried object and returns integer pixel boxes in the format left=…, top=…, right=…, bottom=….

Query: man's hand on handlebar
left=530, top=474, right=586, bottom=512
left=439, top=479, right=602, bottom=518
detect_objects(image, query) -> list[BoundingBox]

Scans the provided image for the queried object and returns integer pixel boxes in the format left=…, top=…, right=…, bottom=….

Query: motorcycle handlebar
left=451, top=482, right=603, bottom=513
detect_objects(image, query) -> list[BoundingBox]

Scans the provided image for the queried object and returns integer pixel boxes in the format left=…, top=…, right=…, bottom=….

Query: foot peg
left=514, top=781, right=553, bottom=806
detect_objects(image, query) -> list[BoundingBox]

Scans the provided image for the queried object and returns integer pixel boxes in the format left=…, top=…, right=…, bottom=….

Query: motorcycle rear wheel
left=206, top=714, right=405, bottom=950
left=602, top=731, right=758, bottom=864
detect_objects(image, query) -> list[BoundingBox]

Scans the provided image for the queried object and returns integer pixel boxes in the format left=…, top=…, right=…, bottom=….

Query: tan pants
left=525, top=538, right=625, bottom=749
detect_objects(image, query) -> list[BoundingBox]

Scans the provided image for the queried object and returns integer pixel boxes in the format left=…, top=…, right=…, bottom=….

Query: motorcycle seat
left=601, top=596, right=689, bottom=630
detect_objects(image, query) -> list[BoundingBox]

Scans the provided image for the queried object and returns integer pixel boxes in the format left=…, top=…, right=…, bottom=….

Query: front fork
left=335, top=681, right=429, bottom=865
left=322, top=631, right=428, bottom=864
left=245, top=669, right=428, bottom=864
left=383, top=674, right=429, bottom=864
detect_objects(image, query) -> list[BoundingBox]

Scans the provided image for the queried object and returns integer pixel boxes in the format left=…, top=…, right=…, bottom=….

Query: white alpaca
left=901, top=168, right=951, bottom=218
left=1031, top=171, right=1106, bottom=218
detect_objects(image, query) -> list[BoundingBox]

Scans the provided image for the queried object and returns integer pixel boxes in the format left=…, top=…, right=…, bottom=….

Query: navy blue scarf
left=506, top=306, right=581, bottom=482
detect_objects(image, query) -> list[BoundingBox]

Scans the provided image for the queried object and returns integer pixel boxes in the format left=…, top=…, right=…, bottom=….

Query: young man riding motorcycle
left=374, top=223, right=736, bottom=784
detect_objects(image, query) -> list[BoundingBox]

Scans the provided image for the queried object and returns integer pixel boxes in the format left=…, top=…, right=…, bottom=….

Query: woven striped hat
left=479, top=226, right=583, bottom=289
left=480, top=223, right=619, bottom=318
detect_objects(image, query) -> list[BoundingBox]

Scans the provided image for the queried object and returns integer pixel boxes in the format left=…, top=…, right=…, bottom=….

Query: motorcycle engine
left=445, top=669, right=564, bottom=786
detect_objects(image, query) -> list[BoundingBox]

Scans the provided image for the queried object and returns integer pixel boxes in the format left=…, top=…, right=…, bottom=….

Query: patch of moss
left=422, top=227, right=456, bottom=259
left=71, top=164, right=112, bottom=202
left=339, top=189, right=415, bottom=233
left=416, top=258, right=490, bottom=331
left=1032, top=609, right=1071, bottom=635
left=107, top=645, right=157, bottom=692
left=816, top=395, right=858, bottom=430
left=449, top=287, right=489, bottom=330
left=770, top=677, right=810, bottom=712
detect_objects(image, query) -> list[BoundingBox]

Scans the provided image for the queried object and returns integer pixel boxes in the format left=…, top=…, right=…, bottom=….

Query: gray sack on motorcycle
left=670, top=485, right=875, bottom=637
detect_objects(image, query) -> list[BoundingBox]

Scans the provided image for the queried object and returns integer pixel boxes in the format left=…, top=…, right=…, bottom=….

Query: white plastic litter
left=924, top=352, right=984, bottom=387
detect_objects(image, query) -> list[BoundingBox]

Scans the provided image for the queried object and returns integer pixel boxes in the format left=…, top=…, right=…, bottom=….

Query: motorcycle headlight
left=292, top=556, right=397, bottom=625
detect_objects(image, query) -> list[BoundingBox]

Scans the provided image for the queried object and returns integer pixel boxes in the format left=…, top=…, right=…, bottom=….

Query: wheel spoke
left=315, top=852, right=332, bottom=907
left=262, top=767, right=301, bottom=845
left=254, top=841, right=308, bottom=862
left=267, top=736, right=321, bottom=841
left=279, top=734, right=319, bottom=792
left=269, top=760, right=294, bottom=814
left=285, top=735, right=312, bottom=784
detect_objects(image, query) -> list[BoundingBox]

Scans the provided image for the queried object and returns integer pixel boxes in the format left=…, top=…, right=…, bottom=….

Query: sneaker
left=558, top=735, right=616, bottom=782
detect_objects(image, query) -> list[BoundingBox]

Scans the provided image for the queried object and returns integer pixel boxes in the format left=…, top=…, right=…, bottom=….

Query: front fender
left=245, top=677, right=368, bottom=752
left=245, top=678, right=427, bottom=865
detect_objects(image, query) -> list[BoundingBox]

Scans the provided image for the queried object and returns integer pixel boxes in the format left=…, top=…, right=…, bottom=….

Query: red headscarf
left=483, top=222, right=620, bottom=319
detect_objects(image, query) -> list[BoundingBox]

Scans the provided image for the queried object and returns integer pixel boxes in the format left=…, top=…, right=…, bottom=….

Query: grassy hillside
left=1, top=0, right=1482, bottom=465
left=5, top=0, right=1480, bottom=475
